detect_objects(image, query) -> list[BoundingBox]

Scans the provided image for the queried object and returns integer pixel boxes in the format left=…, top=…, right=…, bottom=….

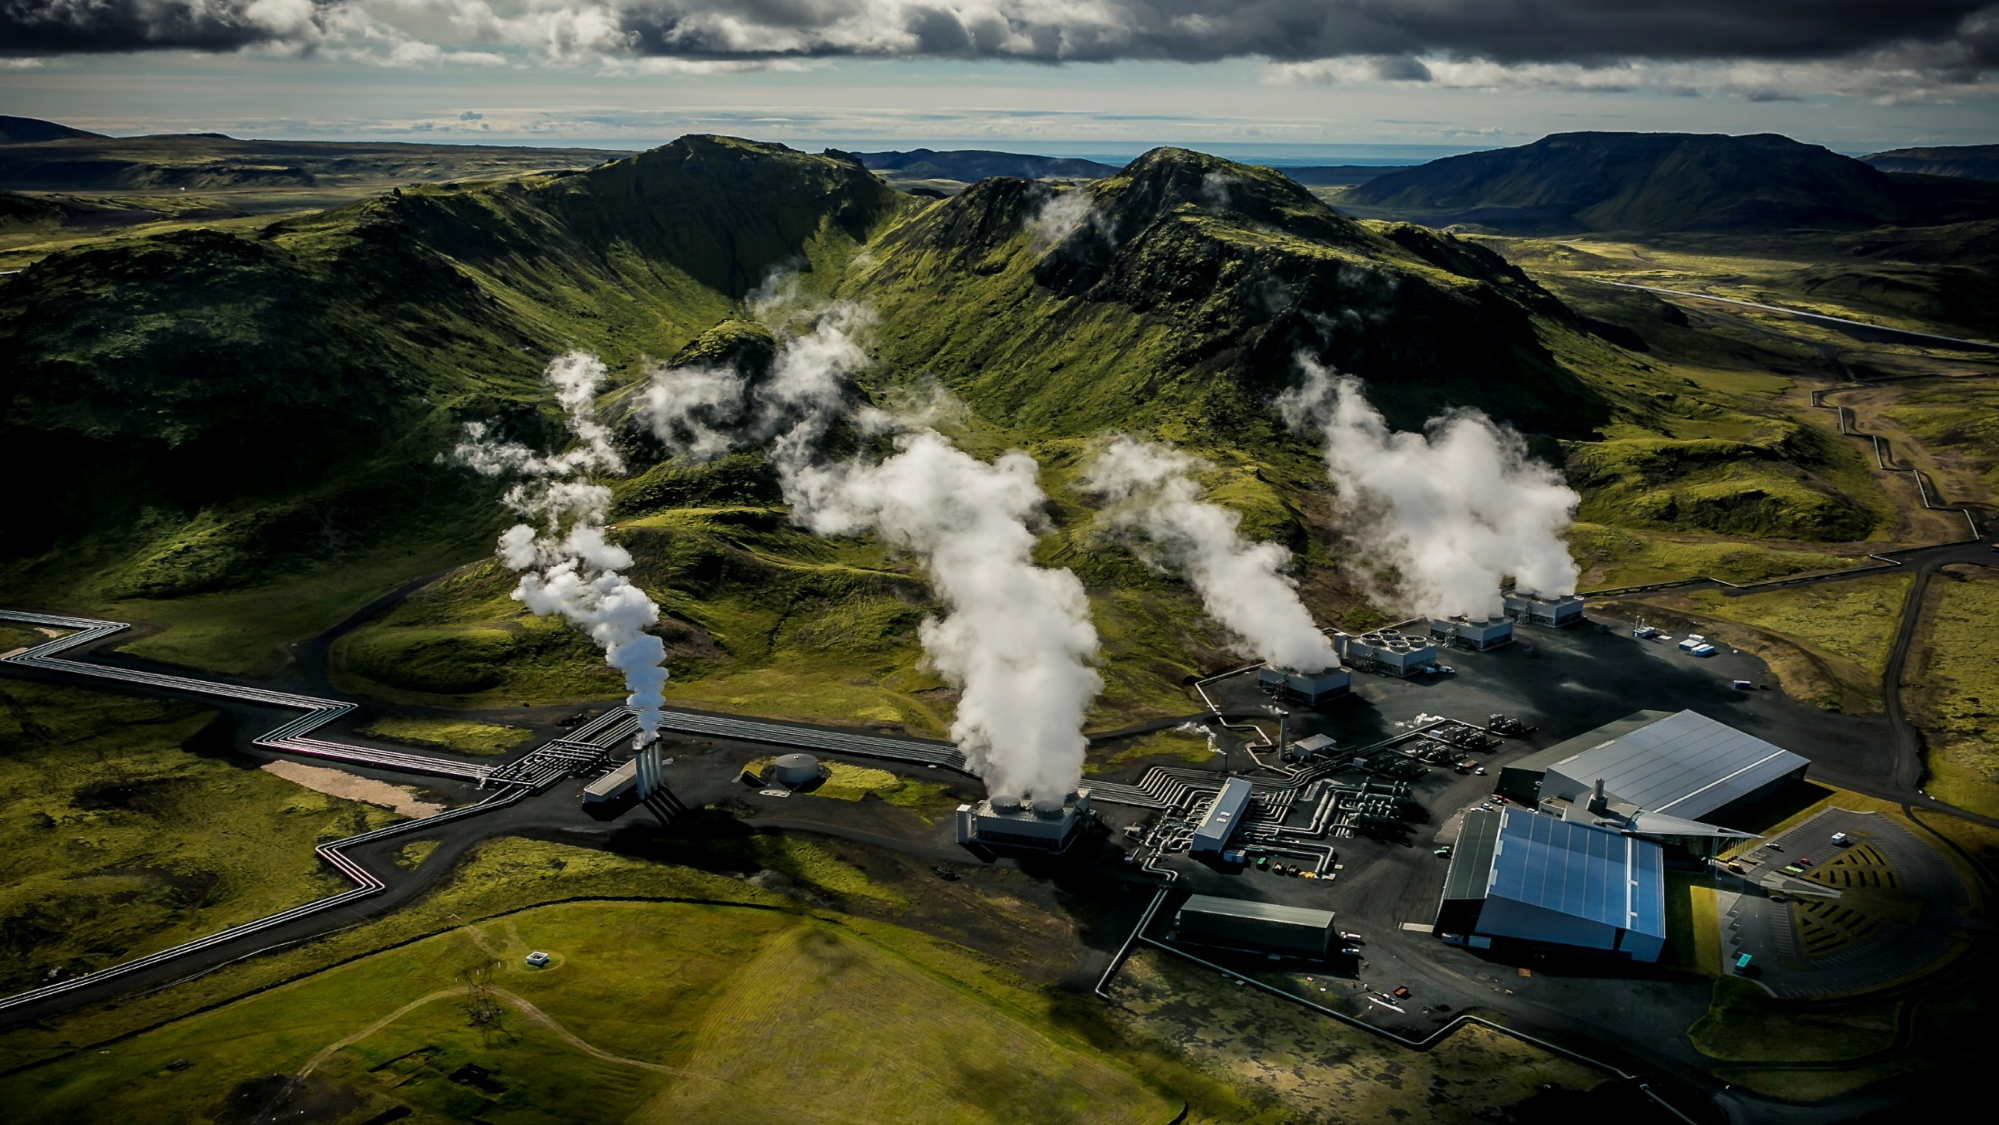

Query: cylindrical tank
left=770, top=753, right=822, bottom=788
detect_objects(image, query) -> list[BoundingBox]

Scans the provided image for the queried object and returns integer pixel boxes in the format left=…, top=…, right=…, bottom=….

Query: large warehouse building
left=1435, top=807, right=1667, bottom=962
left=1497, top=710, right=1808, bottom=852
left=1172, top=895, right=1338, bottom=958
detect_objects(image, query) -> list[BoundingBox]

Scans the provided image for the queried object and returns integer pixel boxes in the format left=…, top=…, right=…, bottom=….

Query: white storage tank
left=769, top=753, right=823, bottom=788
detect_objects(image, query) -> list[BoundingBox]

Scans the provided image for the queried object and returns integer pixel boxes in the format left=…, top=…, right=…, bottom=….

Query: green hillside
left=0, top=135, right=1898, bottom=713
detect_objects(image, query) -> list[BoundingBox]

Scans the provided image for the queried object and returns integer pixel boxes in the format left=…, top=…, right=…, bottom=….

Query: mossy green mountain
left=0, top=135, right=1899, bottom=716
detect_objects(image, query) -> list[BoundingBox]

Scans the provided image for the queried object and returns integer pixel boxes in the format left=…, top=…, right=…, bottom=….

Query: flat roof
left=1507, top=710, right=1673, bottom=775
left=1442, top=808, right=1503, bottom=902
left=1488, top=808, right=1665, bottom=940
left=1179, top=894, right=1334, bottom=929
left=1192, top=778, right=1253, bottom=849
left=1544, top=709, right=1808, bottom=820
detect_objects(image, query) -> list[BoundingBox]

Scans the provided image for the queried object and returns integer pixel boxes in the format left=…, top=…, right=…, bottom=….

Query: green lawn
left=355, top=714, right=536, bottom=756
left=1905, top=568, right=1999, bottom=817
left=0, top=900, right=1175, bottom=1125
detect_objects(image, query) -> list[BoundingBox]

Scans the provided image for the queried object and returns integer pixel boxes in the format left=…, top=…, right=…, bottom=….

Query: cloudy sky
left=2, top=1, right=1994, bottom=156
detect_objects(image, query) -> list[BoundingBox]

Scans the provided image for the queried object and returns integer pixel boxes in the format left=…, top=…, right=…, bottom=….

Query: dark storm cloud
left=0, top=0, right=326, bottom=55
left=618, top=1, right=1994, bottom=66
left=2, top=0, right=1993, bottom=72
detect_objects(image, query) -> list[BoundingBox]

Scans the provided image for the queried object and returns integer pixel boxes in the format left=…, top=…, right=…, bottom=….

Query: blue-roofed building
left=1190, top=778, right=1253, bottom=855
left=1434, top=807, right=1667, bottom=962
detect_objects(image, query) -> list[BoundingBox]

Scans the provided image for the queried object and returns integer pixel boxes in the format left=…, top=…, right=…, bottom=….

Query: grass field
left=744, top=756, right=957, bottom=821
left=1903, top=566, right=1999, bottom=817
left=1627, top=574, right=1912, bottom=712
left=1570, top=524, right=1868, bottom=590
left=1109, top=947, right=1604, bottom=1121
left=0, top=899, right=1176, bottom=1125
left=355, top=714, right=536, bottom=756
left=1662, top=872, right=1722, bottom=974
left=0, top=681, right=397, bottom=994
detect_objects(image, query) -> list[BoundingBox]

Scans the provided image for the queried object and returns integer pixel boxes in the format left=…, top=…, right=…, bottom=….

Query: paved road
left=1600, top=282, right=1999, bottom=352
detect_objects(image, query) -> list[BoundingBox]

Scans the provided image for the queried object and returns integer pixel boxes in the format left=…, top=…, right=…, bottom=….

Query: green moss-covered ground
left=0, top=899, right=1173, bottom=1125
left=0, top=681, right=397, bottom=994
left=1905, top=567, right=1999, bottom=817
left=354, top=714, right=535, bottom=756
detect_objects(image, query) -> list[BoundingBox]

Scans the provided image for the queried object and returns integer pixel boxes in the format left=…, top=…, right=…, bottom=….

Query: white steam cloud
left=1027, top=188, right=1099, bottom=251
left=636, top=302, right=871, bottom=463
left=1278, top=356, right=1580, bottom=620
left=638, top=303, right=1104, bottom=805
left=1082, top=437, right=1338, bottom=673
left=781, top=430, right=1103, bottom=807
left=454, top=352, right=669, bottom=741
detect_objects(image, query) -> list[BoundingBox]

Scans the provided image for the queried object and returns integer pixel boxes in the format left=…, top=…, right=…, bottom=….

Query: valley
left=0, top=123, right=1995, bottom=1125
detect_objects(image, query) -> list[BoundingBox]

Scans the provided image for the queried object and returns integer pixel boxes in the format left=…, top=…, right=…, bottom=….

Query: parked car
left=1492, top=795, right=1509, bottom=804
left=1831, top=831, right=1852, bottom=846
left=1797, top=857, right=1813, bottom=867
left=1732, top=679, right=1754, bottom=690
left=1782, top=863, right=1805, bottom=876
left=1435, top=846, right=1452, bottom=857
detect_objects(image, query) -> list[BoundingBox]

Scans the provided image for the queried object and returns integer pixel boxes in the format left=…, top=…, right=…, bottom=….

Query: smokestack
left=1080, top=437, right=1338, bottom=673
left=1588, top=777, right=1608, bottom=813
left=1277, top=356, right=1580, bottom=621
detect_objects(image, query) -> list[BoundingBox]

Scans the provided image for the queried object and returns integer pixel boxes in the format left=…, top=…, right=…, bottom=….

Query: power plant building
left=1435, top=808, right=1667, bottom=962
left=1332, top=628, right=1439, bottom=676
left=955, top=790, right=1092, bottom=853
left=582, top=758, right=638, bottom=805
left=1427, top=615, right=1515, bottom=650
left=1190, top=778, right=1254, bottom=855
left=1503, top=592, right=1586, bottom=628
left=1257, top=664, right=1352, bottom=704
left=1502, top=710, right=1809, bottom=827
left=1173, top=895, right=1337, bottom=959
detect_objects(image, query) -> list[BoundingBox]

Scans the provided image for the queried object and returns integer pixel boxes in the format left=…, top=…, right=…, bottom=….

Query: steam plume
left=1278, top=356, right=1579, bottom=620
left=1027, top=188, right=1099, bottom=250
left=780, top=429, right=1103, bottom=807
left=639, top=305, right=1104, bottom=805
left=454, top=352, right=669, bottom=741
left=1082, top=437, right=1338, bottom=673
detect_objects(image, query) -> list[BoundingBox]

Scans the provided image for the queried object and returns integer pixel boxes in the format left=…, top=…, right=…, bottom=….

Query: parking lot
left=1715, top=808, right=1970, bottom=997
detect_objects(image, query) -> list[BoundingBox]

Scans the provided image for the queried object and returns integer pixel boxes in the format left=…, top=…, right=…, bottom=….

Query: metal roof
left=1441, top=809, right=1503, bottom=902
left=1179, top=894, right=1334, bottom=930
left=1507, top=710, right=1673, bottom=775
left=1488, top=808, right=1665, bottom=940
left=1192, top=778, right=1253, bottom=850
left=1543, top=709, right=1808, bottom=820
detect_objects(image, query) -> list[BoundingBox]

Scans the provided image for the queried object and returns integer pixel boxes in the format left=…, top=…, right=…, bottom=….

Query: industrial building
left=1435, top=807, right=1667, bottom=962
left=582, top=758, right=638, bottom=805
left=955, top=790, right=1093, bottom=853
left=1332, top=628, right=1439, bottom=676
left=1503, top=592, right=1586, bottom=628
left=1257, top=664, right=1352, bottom=704
left=1190, top=778, right=1254, bottom=855
left=1172, top=895, right=1338, bottom=959
left=1427, top=615, right=1515, bottom=650
left=1498, top=709, right=1809, bottom=839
